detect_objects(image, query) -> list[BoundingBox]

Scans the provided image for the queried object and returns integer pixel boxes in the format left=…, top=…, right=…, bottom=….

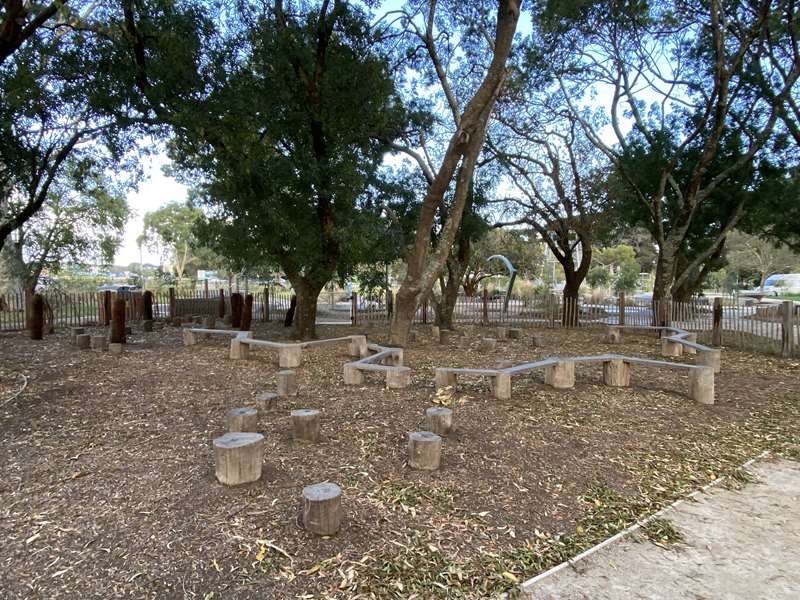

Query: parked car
left=757, top=273, right=800, bottom=296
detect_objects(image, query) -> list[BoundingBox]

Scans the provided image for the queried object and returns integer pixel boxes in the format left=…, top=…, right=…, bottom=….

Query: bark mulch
left=1, top=322, right=798, bottom=599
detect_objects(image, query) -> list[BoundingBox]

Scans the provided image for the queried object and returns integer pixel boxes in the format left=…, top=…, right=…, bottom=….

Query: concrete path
left=522, top=459, right=800, bottom=600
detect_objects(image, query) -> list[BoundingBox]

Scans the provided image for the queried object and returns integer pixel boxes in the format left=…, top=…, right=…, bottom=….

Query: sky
left=116, top=151, right=187, bottom=266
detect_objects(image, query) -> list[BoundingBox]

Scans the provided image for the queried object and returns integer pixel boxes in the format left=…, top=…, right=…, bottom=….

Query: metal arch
left=486, top=254, right=518, bottom=317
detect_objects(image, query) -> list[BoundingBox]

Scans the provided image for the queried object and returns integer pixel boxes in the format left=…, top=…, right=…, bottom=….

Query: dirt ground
left=0, top=321, right=799, bottom=599
left=524, top=458, right=800, bottom=599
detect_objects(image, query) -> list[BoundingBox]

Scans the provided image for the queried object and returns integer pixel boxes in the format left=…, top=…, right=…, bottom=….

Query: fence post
left=169, top=287, right=176, bottom=319
left=712, top=297, right=723, bottom=347
left=482, top=288, right=489, bottom=325
left=263, top=286, right=270, bottom=322
left=204, top=279, right=209, bottom=299
left=618, top=292, right=626, bottom=326
left=351, top=292, right=357, bottom=325
left=781, top=300, right=794, bottom=358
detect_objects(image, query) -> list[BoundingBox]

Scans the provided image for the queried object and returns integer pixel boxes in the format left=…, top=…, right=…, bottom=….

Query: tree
left=551, top=0, right=800, bottom=319
left=384, top=0, right=523, bottom=345
left=146, top=1, right=406, bottom=339
left=0, top=161, right=128, bottom=294
left=726, top=230, right=800, bottom=289
left=491, top=112, right=611, bottom=324
left=0, top=0, right=149, bottom=250
left=461, top=227, right=543, bottom=296
left=140, top=201, right=219, bottom=281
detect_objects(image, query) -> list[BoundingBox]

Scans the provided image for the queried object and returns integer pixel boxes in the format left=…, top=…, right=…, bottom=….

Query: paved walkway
left=522, top=459, right=800, bottom=600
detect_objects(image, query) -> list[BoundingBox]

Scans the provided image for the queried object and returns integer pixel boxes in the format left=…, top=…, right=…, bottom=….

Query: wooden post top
left=213, top=432, right=264, bottom=449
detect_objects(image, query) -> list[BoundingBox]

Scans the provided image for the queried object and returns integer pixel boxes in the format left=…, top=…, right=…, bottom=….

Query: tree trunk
left=289, top=277, right=325, bottom=340
left=230, top=293, right=243, bottom=328
left=652, top=251, right=676, bottom=326
left=389, top=1, right=521, bottom=346
left=561, top=279, right=581, bottom=327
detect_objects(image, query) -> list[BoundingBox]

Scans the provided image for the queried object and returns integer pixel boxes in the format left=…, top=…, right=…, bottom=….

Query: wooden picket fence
left=2, top=286, right=796, bottom=358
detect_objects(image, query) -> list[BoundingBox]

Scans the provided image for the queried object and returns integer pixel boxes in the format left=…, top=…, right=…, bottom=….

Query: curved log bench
left=604, top=324, right=722, bottom=373
left=434, top=353, right=715, bottom=404
left=184, top=328, right=251, bottom=346
left=343, top=343, right=410, bottom=389
left=229, top=334, right=368, bottom=368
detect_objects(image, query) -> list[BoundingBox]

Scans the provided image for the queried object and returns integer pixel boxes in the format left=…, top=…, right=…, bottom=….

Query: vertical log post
left=618, top=292, right=626, bottom=327
left=263, top=286, right=270, bottom=322
left=110, top=297, right=126, bottom=344
left=143, top=290, right=154, bottom=321
left=350, top=292, right=358, bottom=326
left=230, top=293, right=243, bottom=328
left=218, top=289, right=226, bottom=320
left=241, top=294, right=253, bottom=331
left=386, top=289, right=394, bottom=320
left=103, top=290, right=112, bottom=326
left=712, top=297, right=723, bottom=347
left=30, top=293, right=44, bottom=340
left=482, top=288, right=489, bottom=325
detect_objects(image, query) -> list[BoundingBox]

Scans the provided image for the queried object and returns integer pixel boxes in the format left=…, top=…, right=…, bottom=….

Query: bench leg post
left=689, top=366, right=715, bottom=404
left=230, top=339, right=250, bottom=360
left=490, top=372, right=512, bottom=400
left=343, top=364, right=364, bottom=385
left=279, top=345, right=302, bottom=368
left=434, top=369, right=457, bottom=389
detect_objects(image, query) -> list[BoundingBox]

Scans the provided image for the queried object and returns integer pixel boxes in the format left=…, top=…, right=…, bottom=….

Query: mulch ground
left=1, top=321, right=799, bottom=599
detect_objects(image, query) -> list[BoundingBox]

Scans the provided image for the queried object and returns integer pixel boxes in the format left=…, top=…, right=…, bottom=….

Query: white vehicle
left=759, top=273, right=800, bottom=296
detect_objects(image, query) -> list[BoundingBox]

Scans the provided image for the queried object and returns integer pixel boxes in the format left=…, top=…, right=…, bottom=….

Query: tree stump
left=605, top=326, right=622, bottom=344
left=229, top=338, right=250, bottom=360
left=69, top=326, right=85, bottom=344
left=407, top=330, right=417, bottom=343
left=203, top=316, right=215, bottom=329
left=110, top=298, right=126, bottom=344
left=385, top=366, right=411, bottom=389
left=255, top=392, right=278, bottom=411
left=142, top=320, right=154, bottom=332
left=183, top=329, right=198, bottom=346
left=544, top=361, right=575, bottom=389
left=408, top=431, right=442, bottom=470
left=213, top=432, right=264, bottom=485
left=75, top=333, right=91, bottom=349
left=689, top=366, right=715, bottom=405
left=90, top=335, right=108, bottom=351
left=602, top=359, right=631, bottom=387
left=431, top=325, right=440, bottom=340
left=343, top=364, right=364, bottom=385
left=507, top=328, right=521, bottom=339
left=277, top=370, right=298, bottom=397
left=108, top=342, right=123, bottom=355
left=531, top=333, right=544, bottom=348
left=438, top=329, right=452, bottom=345
left=424, top=407, right=453, bottom=436
left=291, top=409, right=321, bottom=442
left=479, top=337, right=497, bottom=351
left=227, top=407, right=259, bottom=432
left=434, top=369, right=457, bottom=389
left=661, top=338, right=683, bottom=357
left=302, top=482, right=342, bottom=535
left=496, top=326, right=508, bottom=340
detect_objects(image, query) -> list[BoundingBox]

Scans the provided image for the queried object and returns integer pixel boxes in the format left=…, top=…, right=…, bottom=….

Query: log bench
left=230, top=334, right=368, bottom=368
left=603, top=324, right=722, bottom=373
left=184, top=328, right=251, bottom=347
left=434, top=353, right=715, bottom=404
left=343, top=343, right=410, bottom=389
